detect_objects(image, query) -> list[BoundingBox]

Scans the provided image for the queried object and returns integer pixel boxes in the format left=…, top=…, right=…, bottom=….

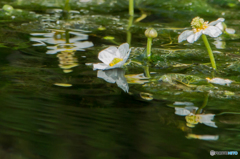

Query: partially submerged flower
left=93, top=43, right=131, bottom=70
left=178, top=17, right=224, bottom=43
left=206, top=77, right=233, bottom=86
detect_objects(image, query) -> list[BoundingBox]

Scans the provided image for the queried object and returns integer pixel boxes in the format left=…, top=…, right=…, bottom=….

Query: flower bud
left=191, top=17, right=204, bottom=29
left=2, top=4, right=14, bottom=13
left=145, top=28, right=158, bottom=38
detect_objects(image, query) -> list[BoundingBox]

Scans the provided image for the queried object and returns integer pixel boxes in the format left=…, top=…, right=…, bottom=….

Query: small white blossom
left=178, top=17, right=225, bottom=43
left=206, top=77, right=233, bottom=86
left=93, top=43, right=131, bottom=70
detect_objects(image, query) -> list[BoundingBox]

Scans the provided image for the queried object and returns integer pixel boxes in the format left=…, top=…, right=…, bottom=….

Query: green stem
left=129, top=0, right=134, bottom=16
left=64, top=0, right=70, bottom=12
left=147, top=38, right=152, bottom=60
left=201, top=34, right=217, bottom=70
left=127, top=32, right=132, bottom=47
left=127, top=16, right=133, bottom=46
left=144, top=65, right=151, bottom=78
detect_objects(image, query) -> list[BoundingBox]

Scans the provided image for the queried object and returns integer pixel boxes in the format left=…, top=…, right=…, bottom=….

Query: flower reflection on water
left=174, top=105, right=217, bottom=128
left=97, top=68, right=129, bottom=93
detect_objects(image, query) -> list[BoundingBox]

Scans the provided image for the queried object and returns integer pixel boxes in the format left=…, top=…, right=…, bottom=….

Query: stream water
left=0, top=0, right=240, bottom=159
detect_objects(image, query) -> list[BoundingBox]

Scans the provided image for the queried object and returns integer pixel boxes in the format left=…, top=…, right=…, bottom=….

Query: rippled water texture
left=1, top=0, right=240, bottom=158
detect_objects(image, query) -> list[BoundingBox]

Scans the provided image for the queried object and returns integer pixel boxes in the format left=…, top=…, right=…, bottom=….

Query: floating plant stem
left=145, top=28, right=158, bottom=61
left=129, top=0, right=134, bottom=16
left=202, top=34, right=217, bottom=70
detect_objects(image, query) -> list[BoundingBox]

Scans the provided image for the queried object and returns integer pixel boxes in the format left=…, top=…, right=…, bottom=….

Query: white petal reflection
left=199, top=114, right=217, bottom=128
left=46, top=41, right=93, bottom=54
left=175, top=107, right=191, bottom=116
left=140, top=92, right=153, bottom=101
left=187, top=134, right=219, bottom=140
left=173, top=102, right=194, bottom=106
left=97, top=68, right=129, bottom=93
left=125, top=73, right=149, bottom=84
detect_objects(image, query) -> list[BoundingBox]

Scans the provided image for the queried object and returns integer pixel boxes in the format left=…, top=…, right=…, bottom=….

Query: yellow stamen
left=109, top=58, right=123, bottom=66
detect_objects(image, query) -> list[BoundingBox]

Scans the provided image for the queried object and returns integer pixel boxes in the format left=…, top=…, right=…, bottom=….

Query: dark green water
left=1, top=0, right=240, bottom=159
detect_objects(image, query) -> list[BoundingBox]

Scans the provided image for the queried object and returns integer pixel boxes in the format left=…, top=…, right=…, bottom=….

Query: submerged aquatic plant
left=145, top=28, right=158, bottom=61
left=93, top=43, right=131, bottom=70
left=178, top=17, right=225, bottom=70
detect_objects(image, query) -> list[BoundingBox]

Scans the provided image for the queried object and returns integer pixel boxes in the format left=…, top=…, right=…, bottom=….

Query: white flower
left=178, top=17, right=225, bottom=43
left=93, top=43, right=131, bottom=70
left=97, top=68, right=129, bottom=92
left=206, top=77, right=233, bottom=86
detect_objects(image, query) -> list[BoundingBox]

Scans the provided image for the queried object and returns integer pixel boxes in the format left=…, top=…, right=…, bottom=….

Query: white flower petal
left=226, top=28, right=235, bottom=34
left=203, top=26, right=222, bottom=37
left=93, top=63, right=110, bottom=70
left=118, top=43, right=129, bottom=58
left=98, top=46, right=118, bottom=65
left=194, top=30, right=203, bottom=42
left=109, top=48, right=131, bottom=69
left=187, top=33, right=195, bottom=43
left=209, top=18, right=225, bottom=26
left=178, top=30, right=194, bottom=43
left=215, top=22, right=224, bottom=31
